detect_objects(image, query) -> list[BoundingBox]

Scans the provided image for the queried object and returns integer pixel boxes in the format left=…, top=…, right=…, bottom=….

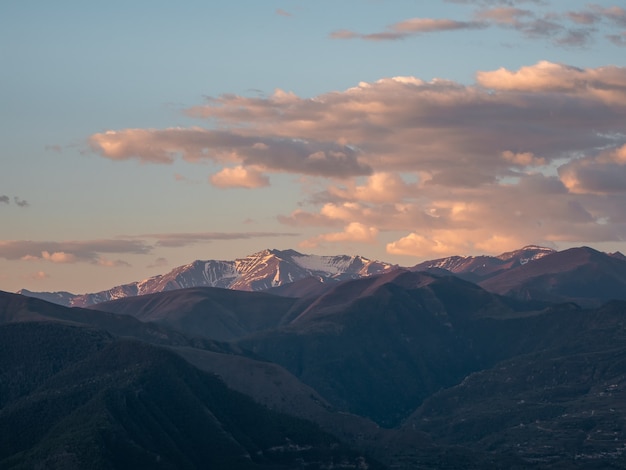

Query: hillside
left=0, top=322, right=382, bottom=469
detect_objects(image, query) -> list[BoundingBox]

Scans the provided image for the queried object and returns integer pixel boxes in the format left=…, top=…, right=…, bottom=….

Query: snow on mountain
left=19, top=249, right=395, bottom=308
left=16, top=246, right=561, bottom=308
left=410, top=245, right=556, bottom=281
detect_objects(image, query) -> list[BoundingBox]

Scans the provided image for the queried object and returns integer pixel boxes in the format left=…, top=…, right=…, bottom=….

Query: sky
left=2, top=0, right=626, bottom=294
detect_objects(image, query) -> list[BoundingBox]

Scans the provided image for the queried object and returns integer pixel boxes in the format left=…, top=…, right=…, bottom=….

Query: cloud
left=41, top=251, right=77, bottom=264
left=135, top=231, right=300, bottom=248
left=501, top=150, right=546, bottom=167
left=88, top=61, right=626, bottom=255
left=0, top=239, right=151, bottom=264
left=300, top=222, right=379, bottom=248
left=475, top=7, right=534, bottom=25
left=45, top=144, right=63, bottom=153
left=0, top=195, right=29, bottom=207
left=24, top=271, right=50, bottom=281
left=147, top=257, right=169, bottom=269
left=210, top=166, right=270, bottom=189
left=559, top=144, right=626, bottom=195
left=445, top=0, right=545, bottom=4
left=90, top=128, right=371, bottom=179
left=476, top=61, right=626, bottom=103
left=275, top=8, right=291, bottom=18
left=387, top=232, right=473, bottom=258
left=608, top=31, right=626, bottom=46
left=325, top=172, right=418, bottom=204
left=333, top=2, right=625, bottom=48
left=330, top=18, right=487, bottom=41
left=13, top=197, right=29, bottom=207
left=589, top=5, right=626, bottom=27
left=96, top=258, right=132, bottom=268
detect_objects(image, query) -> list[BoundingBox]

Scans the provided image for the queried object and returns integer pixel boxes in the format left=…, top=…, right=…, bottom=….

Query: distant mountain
left=17, top=244, right=626, bottom=311
left=19, top=249, right=395, bottom=307
left=411, top=245, right=555, bottom=282
left=479, top=246, right=626, bottom=307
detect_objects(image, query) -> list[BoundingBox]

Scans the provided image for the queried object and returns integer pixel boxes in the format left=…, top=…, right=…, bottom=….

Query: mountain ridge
left=17, top=245, right=626, bottom=309
left=19, top=248, right=395, bottom=308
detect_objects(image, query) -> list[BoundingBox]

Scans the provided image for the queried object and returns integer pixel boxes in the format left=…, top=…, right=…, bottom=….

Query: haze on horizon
left=2, top=0, right=626, bottom=294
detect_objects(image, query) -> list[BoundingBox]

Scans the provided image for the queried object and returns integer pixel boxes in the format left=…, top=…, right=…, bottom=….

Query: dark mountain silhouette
left=0, top=291, right=523, bottom=469
left=5, top=243, right=626, bottom=469
left=0, top=289, right=235, bottom=351
left=479, top=246, right=626, bottom=307
left=403, top=300, right=626, bottom=468
left=238, top=270, right=543, bottom=427
left=0, top=290, right=385, bottom=457
left=89, top=286, right=300, bottom=341
left=0, top=322, right=381, bottom=469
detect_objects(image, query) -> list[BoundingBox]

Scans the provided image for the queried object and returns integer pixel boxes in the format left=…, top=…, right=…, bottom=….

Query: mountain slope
left=402, top=300, right=626, bottom=468
left=19, top=249, right=395, bottom=307
left=412, top=245, right=555, bottom=282
left=0, top=322, right=381, bottom=469
left=479, top=246, right=626, bottom=306
left=238, top=270, right=540, bottom=427
left=90, top=286, right=299, bottom=341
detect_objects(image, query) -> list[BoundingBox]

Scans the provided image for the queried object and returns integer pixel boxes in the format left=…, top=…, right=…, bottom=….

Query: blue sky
left=2, top=0, right=626, bottom=293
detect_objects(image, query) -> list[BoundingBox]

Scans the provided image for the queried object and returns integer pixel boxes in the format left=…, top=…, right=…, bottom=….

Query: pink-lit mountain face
left=18, top=245, right=626, bottom=309
left=19, top=249, right=396, bottom=307
left=411, top=245, right=556, bottom=281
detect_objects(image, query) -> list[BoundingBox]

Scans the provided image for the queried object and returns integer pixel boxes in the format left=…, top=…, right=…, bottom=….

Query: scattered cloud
left=136, top=231, right=300, bottom=248
left=331, top=2, right=626, bottom=48
left=331, top=18, right=487, bottom=41
left=87, top=61, right=626, bottom=256
left=0, top=239, right=151, bottom=264
left=45, top=144, right=63, bottom=153
left=210, top=165, right=270, bottom=189
left=41, top=251, right=77, bottom=264
left=174, top=173, right=202, bottom=184
left=23, top=271, right=50, bottom=281
left=147, top=257, right=169, bottom=269
left=13, top=197, right=29, bottom=207
left=559, top=144, right=626, bottom=195
left=90, top=128, right=371, bottom=179
left=96, top=258, right=132, bottom=268
left=608, top=31, right=626, bottom=46
left=0, top=195, right=29, bottom=207
left=300, top=222, right=379, bottom=248
left=275, top=8, right=291, bottom=18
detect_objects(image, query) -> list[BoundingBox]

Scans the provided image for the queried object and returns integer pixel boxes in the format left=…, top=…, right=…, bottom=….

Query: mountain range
left=5, top=244, right=626, bottom=468
left=18, top=245, right=626, bottom=309
left=18, top=248, right=395, bottom=307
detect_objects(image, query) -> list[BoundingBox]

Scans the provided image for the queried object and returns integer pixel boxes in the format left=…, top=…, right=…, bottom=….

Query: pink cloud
left=86, top=61, right=626, bottom=256
left=41, top=251, right=77, bottom=263
left=330, top=17, right=487, bottom=41
left=0, top=239, right=151, bottom=263
left=25, top=271, right=50, bottom=281
left=300, top=222, right=379, bottom=248
left=210, top=166, right=270, bottom=189
left=90, top=128, right=371, bottom=179
left=275, top=8, right=291, bottom=18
